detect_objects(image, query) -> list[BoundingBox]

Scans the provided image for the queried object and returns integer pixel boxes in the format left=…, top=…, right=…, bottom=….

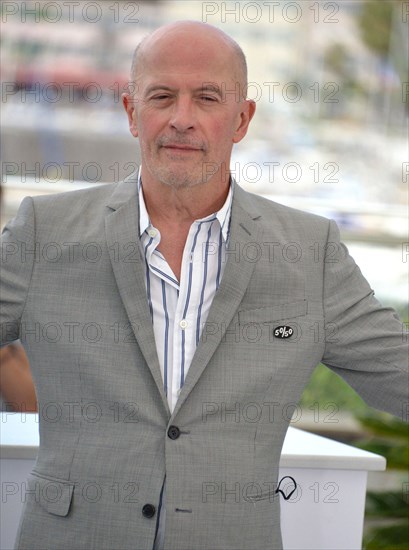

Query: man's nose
left=169, top=97, right=195, bottom=132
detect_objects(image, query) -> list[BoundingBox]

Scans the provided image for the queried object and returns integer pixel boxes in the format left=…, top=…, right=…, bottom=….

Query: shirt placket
left=144, top=229, right=179, bottom=406
left=171, top=221, right=206, bottom=411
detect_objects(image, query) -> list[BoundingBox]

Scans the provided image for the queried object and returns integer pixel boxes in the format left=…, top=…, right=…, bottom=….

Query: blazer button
left=142, top=504, right=156, bottom=518
left=167, top=425, right=181, bottom=440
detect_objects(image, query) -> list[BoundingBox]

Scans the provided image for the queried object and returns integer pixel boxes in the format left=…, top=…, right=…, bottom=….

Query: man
left=1, top=20, right=407, bottom=550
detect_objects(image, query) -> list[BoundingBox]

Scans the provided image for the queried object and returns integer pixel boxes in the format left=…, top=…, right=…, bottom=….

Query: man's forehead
left=136, top=56, right=238, bottom=89
left=138, top=25, right=236, bottom=72
left=141, top=44, right=232, bottom=72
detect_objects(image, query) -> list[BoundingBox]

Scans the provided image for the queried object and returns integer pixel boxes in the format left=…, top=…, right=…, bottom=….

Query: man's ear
left=233, top=99, right=256, bottom=144
left=122, top=92, right=139, bottom=138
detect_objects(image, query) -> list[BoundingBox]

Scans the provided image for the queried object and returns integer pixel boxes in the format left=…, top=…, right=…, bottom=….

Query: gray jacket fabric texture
left=1, top=171, right=407, bottom=550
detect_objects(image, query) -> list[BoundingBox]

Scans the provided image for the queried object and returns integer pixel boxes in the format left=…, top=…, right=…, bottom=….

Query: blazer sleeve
left=0, top=196, right=36, bottom=346
left=321, top=219, right=408, bottom=421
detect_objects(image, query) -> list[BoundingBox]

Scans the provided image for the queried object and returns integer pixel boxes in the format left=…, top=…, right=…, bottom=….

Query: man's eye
left=152, top=95, right=170, bottom=100
left=200, top=96, right=217, bottom=103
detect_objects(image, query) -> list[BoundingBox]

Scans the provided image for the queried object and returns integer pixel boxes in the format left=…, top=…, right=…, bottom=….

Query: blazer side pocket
left=244, top=488, right=278, bottom=503
left=29, top=472, right=75, bottom=517
left=238, top=299, right=308, bottom=325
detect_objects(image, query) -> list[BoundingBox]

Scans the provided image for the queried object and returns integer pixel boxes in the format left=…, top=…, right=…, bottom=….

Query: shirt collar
left=137, top=166, right=150, bottom=237
left=137, top=166, right=234, bottom=242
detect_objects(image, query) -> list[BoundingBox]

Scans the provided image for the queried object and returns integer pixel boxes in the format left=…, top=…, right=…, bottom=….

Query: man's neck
left=140, top=172, right=231, bottom=227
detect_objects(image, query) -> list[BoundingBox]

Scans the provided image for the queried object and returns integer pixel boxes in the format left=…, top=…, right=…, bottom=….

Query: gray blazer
left=1, top=172, right=407, bottom=550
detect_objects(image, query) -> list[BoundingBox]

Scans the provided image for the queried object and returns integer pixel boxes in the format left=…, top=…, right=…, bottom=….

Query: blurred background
left=1, top=1, right=408, bottom=547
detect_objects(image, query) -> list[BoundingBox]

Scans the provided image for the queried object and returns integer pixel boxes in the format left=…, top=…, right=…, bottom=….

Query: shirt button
left=179, top=319, right=188, bottom=329
left=148, top=228, right=157, bottom=238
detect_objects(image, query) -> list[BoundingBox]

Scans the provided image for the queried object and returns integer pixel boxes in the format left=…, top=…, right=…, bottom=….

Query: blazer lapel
left=104, top=173, right=171, bottom=418
left=170, top=185, right=263, bottom=420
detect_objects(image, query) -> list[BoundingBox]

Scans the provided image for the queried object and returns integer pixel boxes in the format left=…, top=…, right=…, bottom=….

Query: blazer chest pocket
left=238, top=299, right=308, bottom=325
left=29, top=472, right=75, bottom=517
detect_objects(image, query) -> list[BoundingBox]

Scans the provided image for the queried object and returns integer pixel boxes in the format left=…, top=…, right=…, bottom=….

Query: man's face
left=123, top=27, right=255, bottom=189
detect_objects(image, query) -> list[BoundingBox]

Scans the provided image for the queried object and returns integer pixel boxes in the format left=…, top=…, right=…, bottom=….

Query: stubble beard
left=151, top=163, right=212, bottom=189
left=145, top=145, right=217, bottom=190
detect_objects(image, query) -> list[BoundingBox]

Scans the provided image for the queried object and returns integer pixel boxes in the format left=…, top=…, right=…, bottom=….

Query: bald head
left=129, top=21, right=248, bottom=98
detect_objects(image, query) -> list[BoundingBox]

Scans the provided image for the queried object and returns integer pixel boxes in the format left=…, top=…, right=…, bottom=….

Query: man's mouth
left=162, top=144, right=202, bottom=151
left=158, top=137, right=205, bottom=153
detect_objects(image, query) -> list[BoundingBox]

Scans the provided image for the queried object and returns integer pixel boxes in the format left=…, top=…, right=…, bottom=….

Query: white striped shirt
left=137, top=170, right=233, bottom=549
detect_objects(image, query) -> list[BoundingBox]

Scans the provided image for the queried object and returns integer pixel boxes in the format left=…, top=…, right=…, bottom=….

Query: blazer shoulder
left=236, top=185, right=331, bottom=230
left=27, top=173, right=137, bottom=214
left=30, top=181, right=120, bottom=209
left=14, top=175, right=137, bottom=237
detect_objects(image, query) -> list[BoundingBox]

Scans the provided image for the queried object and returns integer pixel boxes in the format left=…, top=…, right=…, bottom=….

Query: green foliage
left=365, top=492, right=408, bottom=519
left=357, top=412, right=409, bottom=470
left=299, top=364, right=409, bottom=549
left=358, top=0, right=395, bottom=57
left=323, top=43, right=368, bottom=101
left=364, top=524, right=409, bottom=550
left=299, top=363, right=370, bottom=413
left=356, top=412, right=409, bottom=550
